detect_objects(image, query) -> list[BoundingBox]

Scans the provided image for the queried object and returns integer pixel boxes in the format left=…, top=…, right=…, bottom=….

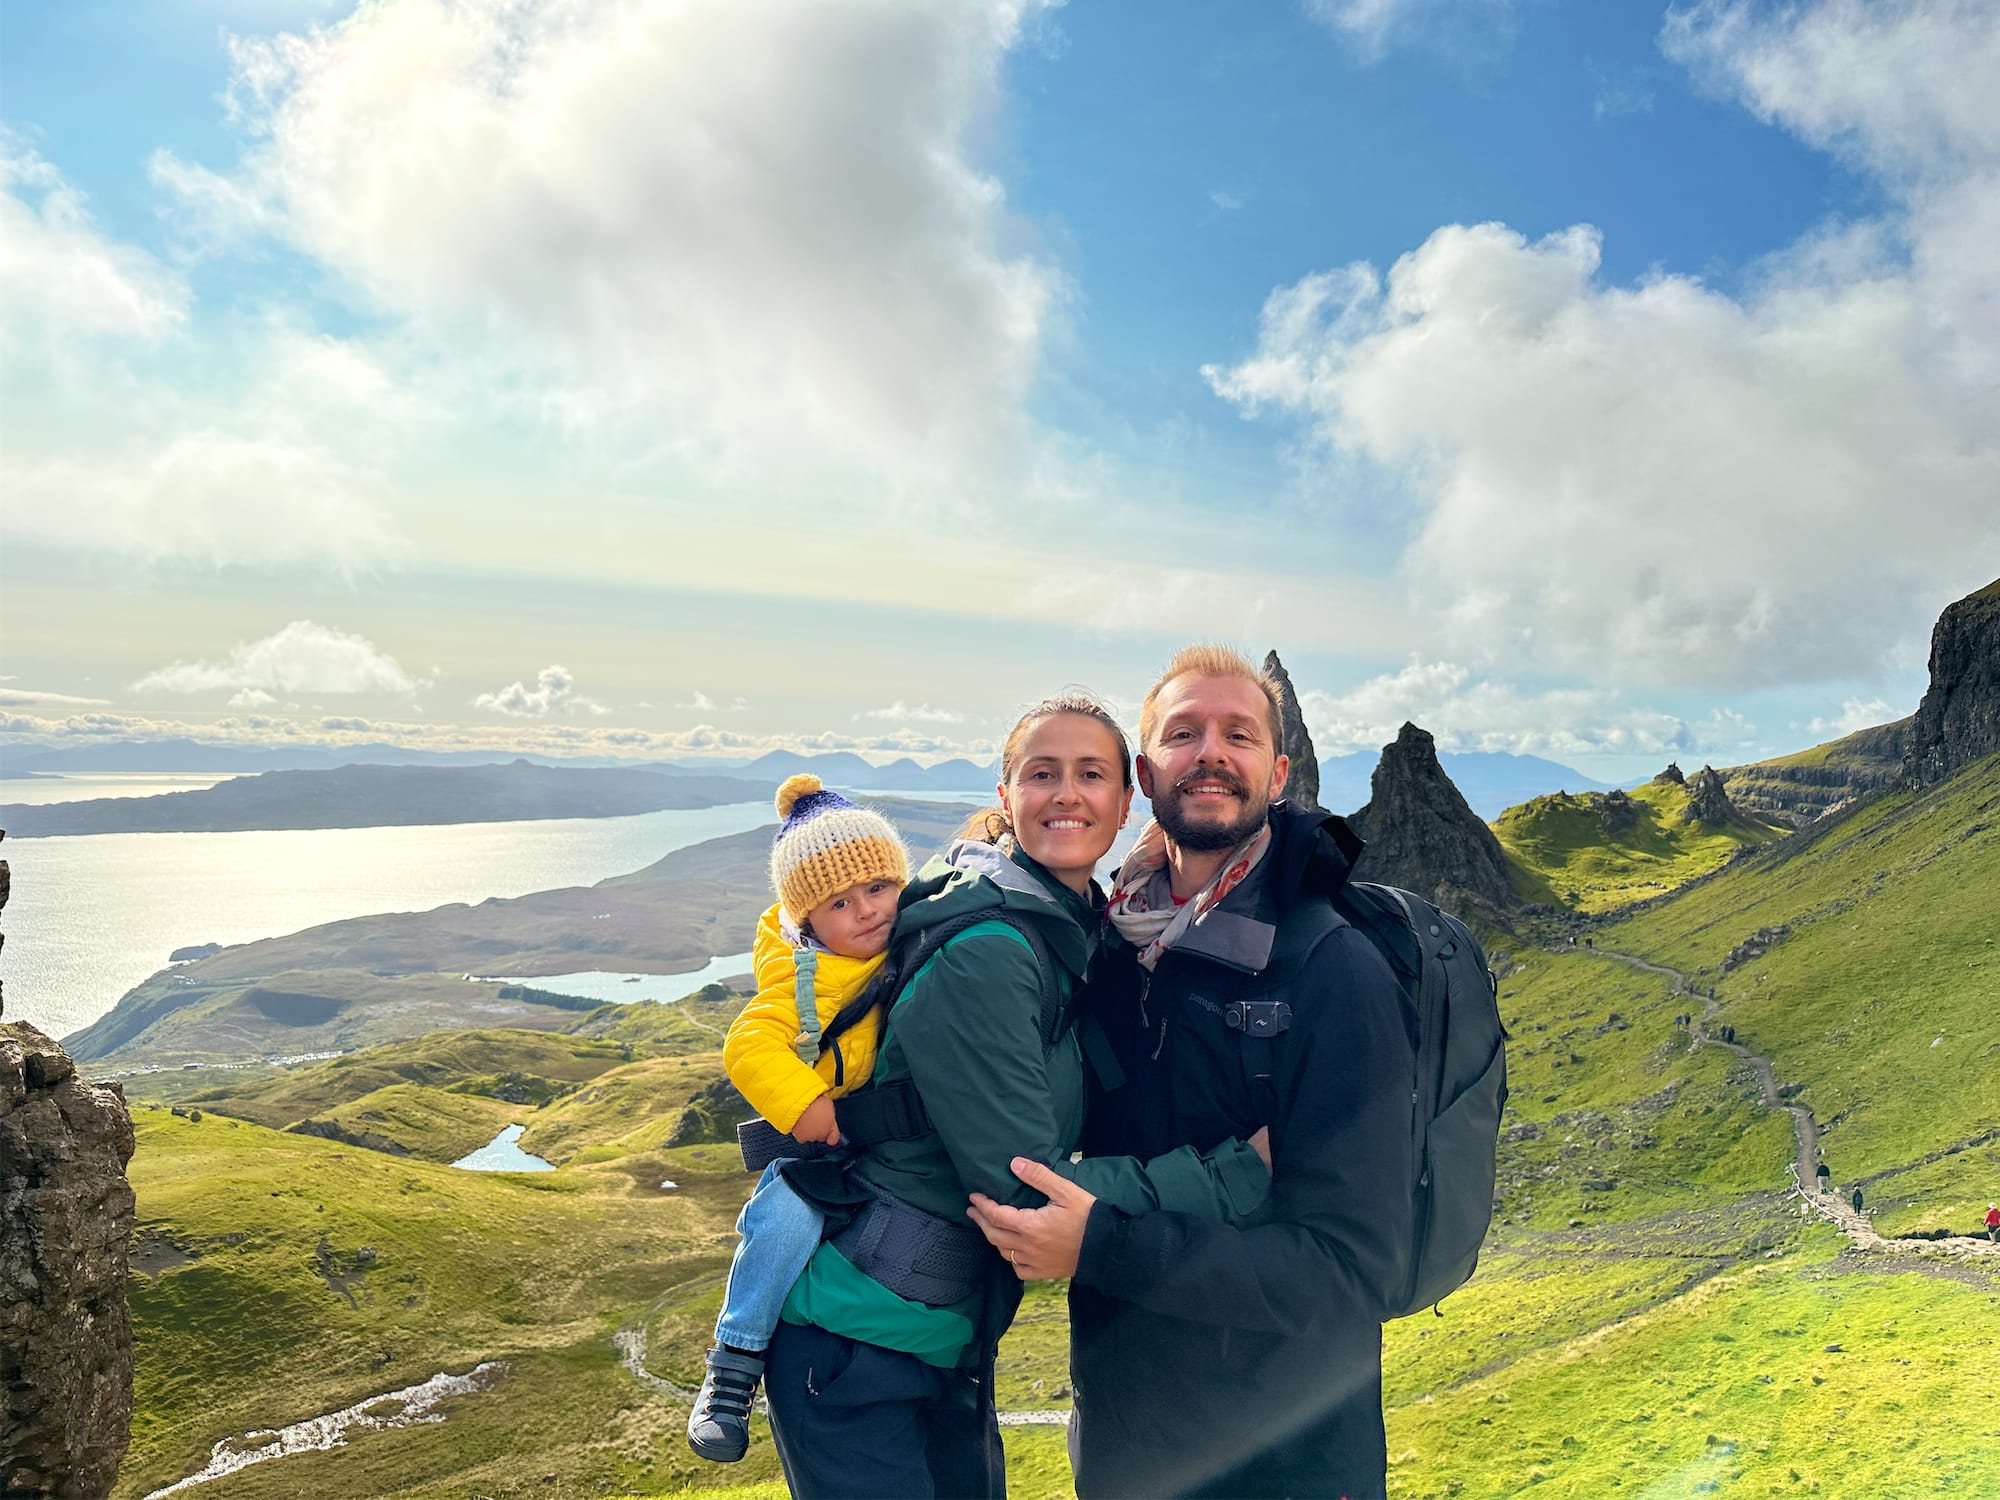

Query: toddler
left=687, top=774, right=909, bottom=1463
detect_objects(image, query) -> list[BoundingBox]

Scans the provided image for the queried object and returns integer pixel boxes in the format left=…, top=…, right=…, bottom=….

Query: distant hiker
left=688, top=776, right=911, bottom=1463
left=1986, top=1203, right=1998, bottom=1243
left=1709, top=986, right=1717, bottom=1000
left=1852, top=1188, right=1864, bottom=1213
left=1584, top=936, right=1594, bottom=950
left=1816, top=1163, right=1830, bottom=1193
left=757, top=696, right=1273, bottom=1498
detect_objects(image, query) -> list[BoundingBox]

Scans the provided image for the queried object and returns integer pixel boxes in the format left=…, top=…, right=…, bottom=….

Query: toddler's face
left=806, top=878, right=902, bottom=959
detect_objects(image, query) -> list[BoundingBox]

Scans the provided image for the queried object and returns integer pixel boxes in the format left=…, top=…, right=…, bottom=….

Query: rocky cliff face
left=1, top=1027, right=136, bottom=1498
left=1723, top=719, right=1909, bottom=826
left=1263, top=651, right=1321, bottom=813
left=1347, top=722, right=1519, bottom=909
left=1904, top=578, right=2000, bottom=787
left=1, top=823, right=137, bottom=1499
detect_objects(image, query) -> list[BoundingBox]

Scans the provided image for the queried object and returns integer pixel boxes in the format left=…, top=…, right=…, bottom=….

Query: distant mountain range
left=3, top=737, right=1615, bottom=815
left=679, top=749, right=1001, bottom=793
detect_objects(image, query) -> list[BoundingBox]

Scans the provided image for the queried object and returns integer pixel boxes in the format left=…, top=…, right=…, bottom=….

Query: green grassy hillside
left=1611, top=752, right=2000, bottom=1235
left=109, top=760, right=2000, bottom=1498
left=119, top=1108, right=755, bottom=1500
left=1494, top=777, right=1788, bottom=912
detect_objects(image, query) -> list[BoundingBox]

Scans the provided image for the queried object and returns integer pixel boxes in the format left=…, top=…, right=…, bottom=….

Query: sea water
left=4, top=800, right=776, bottom=1042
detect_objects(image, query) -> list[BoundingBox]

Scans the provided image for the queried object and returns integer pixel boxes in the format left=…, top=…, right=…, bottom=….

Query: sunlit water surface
left=5, top=801, right=774, bottom=1042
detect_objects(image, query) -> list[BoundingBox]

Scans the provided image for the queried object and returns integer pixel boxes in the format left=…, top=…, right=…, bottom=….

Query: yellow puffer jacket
left=722, top=903, right=887, bottom=1132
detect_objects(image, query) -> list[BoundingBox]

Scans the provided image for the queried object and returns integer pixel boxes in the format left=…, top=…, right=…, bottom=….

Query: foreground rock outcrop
left=1347, top=722, right=1519, bottom=910
left=1904, top=577, right=2000, bottom=787
left=1263, top=651, right=1322, bottom=812
left=1, top=1024, right=136, bottom=1498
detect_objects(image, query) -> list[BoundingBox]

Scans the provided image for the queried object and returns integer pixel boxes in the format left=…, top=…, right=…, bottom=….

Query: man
left=970, top=645, right=1417, bottom=1499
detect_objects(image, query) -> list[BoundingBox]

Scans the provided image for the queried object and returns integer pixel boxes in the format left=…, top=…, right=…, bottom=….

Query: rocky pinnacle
left=1263, top=651, right=1321, bottom=813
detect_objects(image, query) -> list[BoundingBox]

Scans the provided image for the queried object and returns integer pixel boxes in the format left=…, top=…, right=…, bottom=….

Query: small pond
left=451, top=1124, right=554, bottom=1172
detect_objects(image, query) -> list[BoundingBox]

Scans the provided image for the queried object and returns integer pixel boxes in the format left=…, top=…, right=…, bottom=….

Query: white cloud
left=677, top=691, right=749, bottom=713
left=167, top=0, right=1058, bottom=489
left=1300, top=658, right=1756, bottom=760
left=474, top=665, right=607, bottom=718
left=1, top=432, right=399, bottom=569
left=1807, top=696, right=1896, bottom=737
left=856, top=701, right=967, bottom=724
left=1207, top=0, right=2000, bottom=692
left=0, top=132, right=188, bottom=344
left=1663, top=0, right=2000, bottom=184
left=0, top=688, right=112, bottom=709
left=0, top=708, right=999, bottom=763
left=134, top=622, right=423, bottom=697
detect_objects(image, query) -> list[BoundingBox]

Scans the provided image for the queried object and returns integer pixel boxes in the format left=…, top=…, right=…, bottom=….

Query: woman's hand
left=792, top=1093, right=841, bottom=1146
left=967, top=1159, right=1097, bottom=1280
left=1248, top=1126, right=1272, bottom=1171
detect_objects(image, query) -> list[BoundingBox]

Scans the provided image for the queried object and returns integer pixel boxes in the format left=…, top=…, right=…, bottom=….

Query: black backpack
left=1339, top=883, right=1507, bottom=1317
left=1202, top=881, right=1504, bottom=1317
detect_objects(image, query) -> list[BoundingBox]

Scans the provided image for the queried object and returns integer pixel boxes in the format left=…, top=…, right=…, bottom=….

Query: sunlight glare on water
left=4, top=802, right=775, bottom=1041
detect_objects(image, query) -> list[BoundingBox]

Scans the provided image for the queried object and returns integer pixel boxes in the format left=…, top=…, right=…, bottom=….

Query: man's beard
left=1151, top=769, right=1271, bottom=853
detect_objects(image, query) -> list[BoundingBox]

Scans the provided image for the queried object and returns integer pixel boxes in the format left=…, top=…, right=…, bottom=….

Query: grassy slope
left=115, top=766, right=2000, bottom=1498
left=1380, top=761, right=2000, bottom=1496
left=1610, top=753, right=2000, bottom=1234
left=119, top=1109, right=751, bottom=1500
left=1494, top=779, right=1787, bottom=913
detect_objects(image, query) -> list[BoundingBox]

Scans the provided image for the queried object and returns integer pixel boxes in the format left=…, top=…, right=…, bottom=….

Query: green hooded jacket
left=780, top=840, right=1270, bottom=1367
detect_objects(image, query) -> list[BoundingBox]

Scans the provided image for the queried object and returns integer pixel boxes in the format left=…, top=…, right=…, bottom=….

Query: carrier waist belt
left=829, top=1189, right=994, bottom=1307
left=736, top=1080, right=932, bottom=1172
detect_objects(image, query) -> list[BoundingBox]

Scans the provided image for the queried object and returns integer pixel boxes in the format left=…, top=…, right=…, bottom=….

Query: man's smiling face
left=1137, top=673, right=1289, bottom=853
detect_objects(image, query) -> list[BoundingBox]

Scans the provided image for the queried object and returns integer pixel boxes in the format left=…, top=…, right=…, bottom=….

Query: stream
left=140, top=1362, right=509, bottom=1498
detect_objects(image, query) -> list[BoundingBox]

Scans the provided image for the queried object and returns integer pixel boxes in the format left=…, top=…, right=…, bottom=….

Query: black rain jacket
left=1068, top=801, right=1418, bottom=1500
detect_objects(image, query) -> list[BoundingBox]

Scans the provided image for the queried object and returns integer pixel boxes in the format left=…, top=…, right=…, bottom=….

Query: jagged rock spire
left=1682, top=765, right=1738, bottom=826
left=1348, top=722, right=1519, bottom=908
left=1263, top=651, right=1321, bottom=813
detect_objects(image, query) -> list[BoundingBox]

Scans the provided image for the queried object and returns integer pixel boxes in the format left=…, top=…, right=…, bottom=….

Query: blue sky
left=3, top=0, right=1996, bottom=782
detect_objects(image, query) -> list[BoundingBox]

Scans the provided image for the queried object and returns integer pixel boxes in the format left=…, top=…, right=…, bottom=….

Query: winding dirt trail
left=1586, top=945, right=2000, bottom=1265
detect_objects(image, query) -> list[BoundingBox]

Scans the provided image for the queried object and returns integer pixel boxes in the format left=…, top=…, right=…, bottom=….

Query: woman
left=760, top=694, right=1273, bottom=1498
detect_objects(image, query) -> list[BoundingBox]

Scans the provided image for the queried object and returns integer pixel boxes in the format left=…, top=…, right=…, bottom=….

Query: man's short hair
left=1138, top=644, right=1286, bottom=752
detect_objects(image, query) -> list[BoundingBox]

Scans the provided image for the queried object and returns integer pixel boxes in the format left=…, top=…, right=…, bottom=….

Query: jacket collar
left=1147, top=801, right=1366, bottom=974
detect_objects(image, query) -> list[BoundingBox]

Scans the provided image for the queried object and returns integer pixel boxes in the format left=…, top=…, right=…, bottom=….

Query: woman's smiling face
left=1000, top=712, right=1133, bottom=891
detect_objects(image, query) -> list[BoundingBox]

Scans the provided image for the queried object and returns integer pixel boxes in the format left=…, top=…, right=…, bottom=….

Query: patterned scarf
left=1105, top=817, right=1273, bottom=971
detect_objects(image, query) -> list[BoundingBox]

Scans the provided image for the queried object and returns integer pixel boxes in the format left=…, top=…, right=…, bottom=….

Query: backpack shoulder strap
left=791, top=948, right=823, bottom=1066
left=901, top=909, right=1064, bottom=1049
left=1232, top=894, right=1349, bottom=1122
left=823, top=906, right=1065, bottom=1149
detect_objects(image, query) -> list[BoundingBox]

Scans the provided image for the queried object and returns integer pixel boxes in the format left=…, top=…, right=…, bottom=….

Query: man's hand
left=791, top=1092, right=840, bottom=1146
left=967, top=1158, right=1097, bottom=1280
left=1248, top=1125, right=1272, bottom=1171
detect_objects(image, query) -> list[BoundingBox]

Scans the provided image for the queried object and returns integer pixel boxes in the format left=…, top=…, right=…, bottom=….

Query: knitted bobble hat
left=769, top=773, right=911, bottom=924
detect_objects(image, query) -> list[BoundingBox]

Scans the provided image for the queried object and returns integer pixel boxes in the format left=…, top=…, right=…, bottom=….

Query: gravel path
left=1588, top=945, right=2000, bottom=1266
